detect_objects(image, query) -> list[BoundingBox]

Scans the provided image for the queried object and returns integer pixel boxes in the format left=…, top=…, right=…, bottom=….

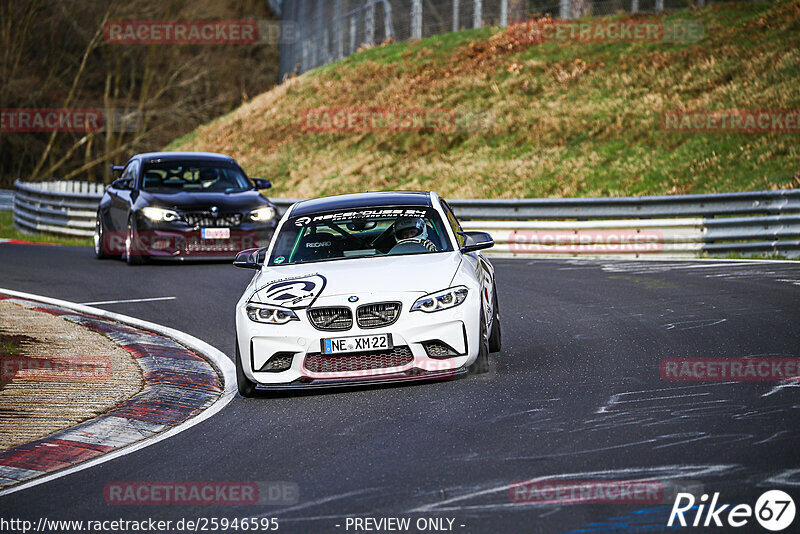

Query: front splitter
left=254, top=367, right=467, bottom=391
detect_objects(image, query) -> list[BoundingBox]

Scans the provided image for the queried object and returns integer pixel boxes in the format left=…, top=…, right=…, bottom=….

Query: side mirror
left=111, top=177, right=133, bottom=190
left=459, top=231, right=494, bottom=254
left=234, top=247, right=267, bottom=269
left=252, top=178, right=271, bottom=190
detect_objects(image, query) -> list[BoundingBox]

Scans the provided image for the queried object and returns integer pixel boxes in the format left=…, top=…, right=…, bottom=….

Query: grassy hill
left=168, top=0, right=800, bottom=199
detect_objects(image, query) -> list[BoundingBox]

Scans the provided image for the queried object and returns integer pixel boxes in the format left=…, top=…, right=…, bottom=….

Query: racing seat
left=424, top=223, right=444, bottom=250
left=294, top=232, right=342, bottom=262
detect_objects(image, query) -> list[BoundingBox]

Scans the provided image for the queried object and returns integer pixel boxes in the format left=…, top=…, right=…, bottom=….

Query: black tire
left=488, top=283, right=502, bottom=353
left=235, top=338, right=257, bottom=397
left=125, top=217, right=145, bottom=265
left=469, top=309, right=490, bottom=375
left=94, top=213, right=112, bottom=259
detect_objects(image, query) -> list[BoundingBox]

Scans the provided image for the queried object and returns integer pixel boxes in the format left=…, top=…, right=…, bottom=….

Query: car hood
left=140, top=190, right=270, bottom=211
left=249, top=252, right=463, bottom=304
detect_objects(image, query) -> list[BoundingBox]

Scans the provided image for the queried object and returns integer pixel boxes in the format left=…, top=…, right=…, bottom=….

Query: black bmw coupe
left=95, top=152, right=278, bottom=265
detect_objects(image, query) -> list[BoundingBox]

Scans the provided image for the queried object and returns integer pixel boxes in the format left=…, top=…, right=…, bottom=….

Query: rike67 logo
left=668, top=490, right=795, bottom=531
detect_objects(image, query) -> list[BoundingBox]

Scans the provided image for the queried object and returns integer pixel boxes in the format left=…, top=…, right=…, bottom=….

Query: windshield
left=268, top=206, right=453, bottom=266
left=141, top=161, right=252, bottom=193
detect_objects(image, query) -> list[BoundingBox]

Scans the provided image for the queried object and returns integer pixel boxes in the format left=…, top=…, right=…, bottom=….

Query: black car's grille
left=356, top=302, right=401, bottom=329
left=182, top=211, right=241, bottom=228
left=307, top=307, right=353, bottom=331
left=185, top=240, right=241, bottom=253
left=304, top=346, right=413, bottom=374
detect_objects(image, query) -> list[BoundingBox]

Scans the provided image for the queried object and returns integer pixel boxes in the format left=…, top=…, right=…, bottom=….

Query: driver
left=393, top=217, right=437, bottom=252
left=198, top=167, right=217, bottom=182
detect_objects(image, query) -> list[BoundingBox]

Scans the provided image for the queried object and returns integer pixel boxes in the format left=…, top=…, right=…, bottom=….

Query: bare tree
left=1, top=0, right=280, bottom=187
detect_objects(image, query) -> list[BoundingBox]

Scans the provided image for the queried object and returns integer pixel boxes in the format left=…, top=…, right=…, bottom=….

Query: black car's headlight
left=249, top=207, right=276, bottom=222
left=411, top=286, right=469, bottom=313
left=245, top=303, right=299, bottom=324
left=141, top=207, right=180, bottom=222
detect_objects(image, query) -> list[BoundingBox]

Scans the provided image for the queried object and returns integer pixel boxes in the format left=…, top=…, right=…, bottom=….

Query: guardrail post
left=453, top=0, right=460, bottom=32
left=500, top=0, right=508, bottom=27
left=656, top=0, right=664, bottom=12
left=631, top=0, right=639, bottom=14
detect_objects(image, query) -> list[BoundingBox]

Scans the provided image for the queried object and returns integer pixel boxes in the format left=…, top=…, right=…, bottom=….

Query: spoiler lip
left=253, top=367, right=467, bottom=391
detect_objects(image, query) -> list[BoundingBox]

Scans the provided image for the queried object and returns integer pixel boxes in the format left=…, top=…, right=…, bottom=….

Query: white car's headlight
left=411, top=286, right=469, bottom=313
left=249, top=206, right=275, bottom=222
left=141, top=207, right=180, bottom=222
left=245, top=303, right=299, bottom=324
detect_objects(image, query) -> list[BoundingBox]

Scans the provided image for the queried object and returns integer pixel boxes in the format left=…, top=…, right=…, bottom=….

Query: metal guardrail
left=271, top=190, right=800, bottom=221
left=12, top=181, right=800, bottom=258
left=0, top=189, right=14, bottom=211
left=273, top=191, right=800, bottom=258
left=13, top=180, right=104, bottom=237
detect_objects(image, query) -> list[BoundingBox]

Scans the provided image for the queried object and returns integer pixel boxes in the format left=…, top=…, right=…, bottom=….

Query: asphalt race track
left=1, top=243, right=799, bottom=533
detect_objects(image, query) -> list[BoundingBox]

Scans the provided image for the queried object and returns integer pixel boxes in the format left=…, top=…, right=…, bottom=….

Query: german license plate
left=201, top=228, right=230, bottom=239
left=322, top=334, right=392, bottom=354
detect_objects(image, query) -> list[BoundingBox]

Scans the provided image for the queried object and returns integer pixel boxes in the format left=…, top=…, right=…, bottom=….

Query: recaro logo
left=668, top=490, right=795, bottom=531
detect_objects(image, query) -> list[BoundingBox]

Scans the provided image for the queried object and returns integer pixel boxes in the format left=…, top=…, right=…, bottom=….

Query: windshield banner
left=294, top=208, right=429, bottom=227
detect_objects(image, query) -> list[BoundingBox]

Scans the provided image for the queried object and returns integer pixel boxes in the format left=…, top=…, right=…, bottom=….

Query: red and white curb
left=0, top=288, right=236, bottom=496
left=0, top=239, right=58, bottom=246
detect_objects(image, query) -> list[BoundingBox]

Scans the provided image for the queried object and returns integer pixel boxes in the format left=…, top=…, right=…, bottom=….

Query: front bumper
left=132, top=217, right=275, bottom=259
left=236, top=292, right=481, bottom=387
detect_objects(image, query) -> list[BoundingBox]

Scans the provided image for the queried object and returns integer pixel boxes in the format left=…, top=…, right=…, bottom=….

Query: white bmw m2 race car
left=232, top=191, right=501, bottom=396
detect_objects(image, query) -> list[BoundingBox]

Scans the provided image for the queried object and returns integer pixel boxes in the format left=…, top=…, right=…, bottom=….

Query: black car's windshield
left=268, top=206, right=453, bottom=266
left=141, top=161, right=252, bottom=193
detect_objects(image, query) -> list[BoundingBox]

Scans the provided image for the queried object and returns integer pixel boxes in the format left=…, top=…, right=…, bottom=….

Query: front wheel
left=469, top=310, right=490, bottom=375
left=235, top=338, right=257, bottom=397
left=488, top=283, right=502, bottom=353
left=94, top=213, right=112, bottom=259
left=125, top=217, right=145, bottom=266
